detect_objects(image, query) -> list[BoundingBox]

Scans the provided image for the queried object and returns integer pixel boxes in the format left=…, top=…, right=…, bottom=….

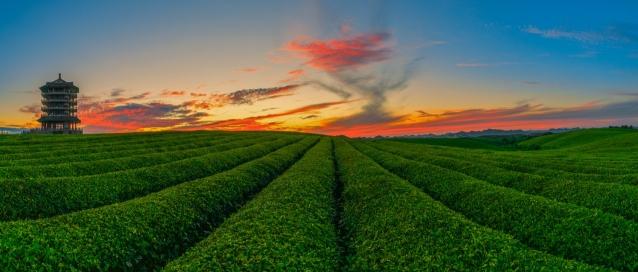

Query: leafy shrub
left=0, top=137, right=318, bottom=271
left=334, top=139, right=602, bottom=271
left=164, top=138, right=339, bottom=271
left=0, top=135, right=301, bottom=221
left=354, top=141, right=638, bottom=271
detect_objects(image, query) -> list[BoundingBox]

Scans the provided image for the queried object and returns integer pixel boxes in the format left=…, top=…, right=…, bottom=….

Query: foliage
left=353, top=140, right=638, bottom=271
left=164, top=138, right=339, bottom=271
left=0, top=137, right=318, bottom=271
left=0, top=134, right=301, bottom=221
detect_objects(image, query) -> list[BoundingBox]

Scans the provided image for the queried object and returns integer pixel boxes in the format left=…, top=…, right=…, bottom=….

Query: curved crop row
left=0, top=131, right=201, bottom=152
left=403, top=143, right=638, bottom=184
left=0, top=135, right=301, bottom=221
left=386, top=141, right=638, bottom=175
left=0, top=131, right=220, bottom=160
left=0, top=132, right=139, bottom=147
left=379, top=141, right=638, bottom=184
left=0, top=133, right=262, bottom=178
left=332, top=139, right=602, bottom=271
left=0, top=132, right=231, bottom=166
left=394, top=138, right=638, bottom=170
left=354, top=141, right=638, bottom=271
left=370, top=141, right=638, bottom=221
left=0, top=137, right=318, bottom=271
left=163, top=138, right=339, bottom=271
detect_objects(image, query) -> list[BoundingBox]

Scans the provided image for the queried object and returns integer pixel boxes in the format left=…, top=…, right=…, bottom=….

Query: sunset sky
left=1, top=1, right=638, bottom=136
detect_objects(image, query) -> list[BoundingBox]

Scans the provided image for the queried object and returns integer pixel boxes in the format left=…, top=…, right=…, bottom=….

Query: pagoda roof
left=40, top=74, right=79, bottom=90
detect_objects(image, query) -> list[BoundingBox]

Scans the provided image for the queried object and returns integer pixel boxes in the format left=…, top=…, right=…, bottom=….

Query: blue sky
left=1, top=1, right=637, bottom=135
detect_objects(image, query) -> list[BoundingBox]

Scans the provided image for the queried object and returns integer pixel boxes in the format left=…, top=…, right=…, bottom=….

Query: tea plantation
left=0, top=128, right=636, bottom=271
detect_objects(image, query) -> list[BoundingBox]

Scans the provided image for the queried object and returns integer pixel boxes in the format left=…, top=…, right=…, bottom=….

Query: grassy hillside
left=0, top=129, right=636, bottom=271
left=518, top=128, right=638, bottom=150
left=390, top=135, right=533, bottom=150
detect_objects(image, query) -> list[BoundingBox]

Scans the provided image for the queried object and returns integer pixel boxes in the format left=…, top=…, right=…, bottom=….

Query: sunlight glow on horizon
left=2, top=1, right=638, bottom=136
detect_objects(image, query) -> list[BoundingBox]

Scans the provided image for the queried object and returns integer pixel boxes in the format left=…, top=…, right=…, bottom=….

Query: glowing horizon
left=2, top=1, right=638, bottom=137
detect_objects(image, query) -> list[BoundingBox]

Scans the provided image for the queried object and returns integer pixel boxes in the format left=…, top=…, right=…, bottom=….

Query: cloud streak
left=523, top=25, right=638, bottom=43
left=181, top=100, right=352, bottom=131
left=313, top=100, right=638, bottom=137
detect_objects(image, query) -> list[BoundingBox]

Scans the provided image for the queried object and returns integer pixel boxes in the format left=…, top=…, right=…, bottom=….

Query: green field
left=0, top=128, right=637, bottom=271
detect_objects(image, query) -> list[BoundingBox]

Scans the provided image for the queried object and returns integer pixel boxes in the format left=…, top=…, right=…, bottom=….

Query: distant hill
left=395, top=128, right=576, bottom=139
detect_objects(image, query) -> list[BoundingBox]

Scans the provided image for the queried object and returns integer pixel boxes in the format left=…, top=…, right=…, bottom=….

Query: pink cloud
left=285, top=32, right=392, bottom=71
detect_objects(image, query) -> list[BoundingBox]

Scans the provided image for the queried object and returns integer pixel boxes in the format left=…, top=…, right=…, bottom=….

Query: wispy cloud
left=523, top=26, right=605, bottom=43
left=181, top=100, right=352, bottom=131
left=456, top=62, right=518, bottom=68
left=161, top=89, right=186, bottom=96
left=110, top=88, right=126, bottom=97
left=239, top=67, right=259, bottom=73
left=415, top=40, right=447, bottom=49
left=222, top=84, right=302, bottom=105
left=301, top=114, right=319, bottom=119
left=523, top=25, right=638, bottom=43
left=569, top=51, right=598, bottom=58
left=279, top=69, right=305, bottom=83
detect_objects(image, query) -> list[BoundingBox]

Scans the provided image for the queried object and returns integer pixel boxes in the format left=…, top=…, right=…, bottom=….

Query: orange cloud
left=279, top=69, right=305, bottom=83
left=182, top=100, right=352, bottom=131
left=239, top=67, right=259, bottom=73
left=161, top=90, right=186, bottom=96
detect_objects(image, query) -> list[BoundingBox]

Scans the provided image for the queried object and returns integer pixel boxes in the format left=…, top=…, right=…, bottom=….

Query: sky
left=1, top=0, right=637, bottom=136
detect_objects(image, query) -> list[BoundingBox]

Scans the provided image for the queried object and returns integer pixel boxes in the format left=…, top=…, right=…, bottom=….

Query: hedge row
left=0, top=132, right=231, bottom=166
left=0, top=133, right=262, bottom=178
left=382, top=141, right=638, bottom=175
left=0, top=136, right=318, bottom=271
left=332, top=139, right=602, bottom=271
left=370, top=141, right=638, bottom=221
left=0, top=131, right=220, bottom=160
left=354, top=141, right=638, bottom=271
left=163, top=138, right=339, bottom=271
left=376, top=141, right=638, bottom=184
left=431, top=151, right=638, bottom=185
left=0, top=136, right=301, bottom=221
left=0, top=131, right=203, bottom=152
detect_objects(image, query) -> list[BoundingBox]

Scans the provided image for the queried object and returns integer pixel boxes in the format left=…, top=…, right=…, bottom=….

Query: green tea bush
left=0, top=135, right=300, bottom=221
left=0, top=137, right=318, bottom=271
left=333, top=139, right=603, bottom=271
left=370, top=141, right=638, bottom=221
left=0, top=132, right=233, bottom=166
left=354, top=141, right=638, bottom=271
left=164, top=138, right=339, bottom=271
left=0, top=134, right=262, bottom=178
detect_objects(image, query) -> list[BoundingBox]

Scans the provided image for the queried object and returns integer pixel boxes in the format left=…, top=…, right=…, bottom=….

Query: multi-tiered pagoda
left=36, top=74, right=82, bottom=134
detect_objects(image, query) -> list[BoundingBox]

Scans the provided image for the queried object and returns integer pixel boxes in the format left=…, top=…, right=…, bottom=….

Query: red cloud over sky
left=285, top=32, right=392, bottom=71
